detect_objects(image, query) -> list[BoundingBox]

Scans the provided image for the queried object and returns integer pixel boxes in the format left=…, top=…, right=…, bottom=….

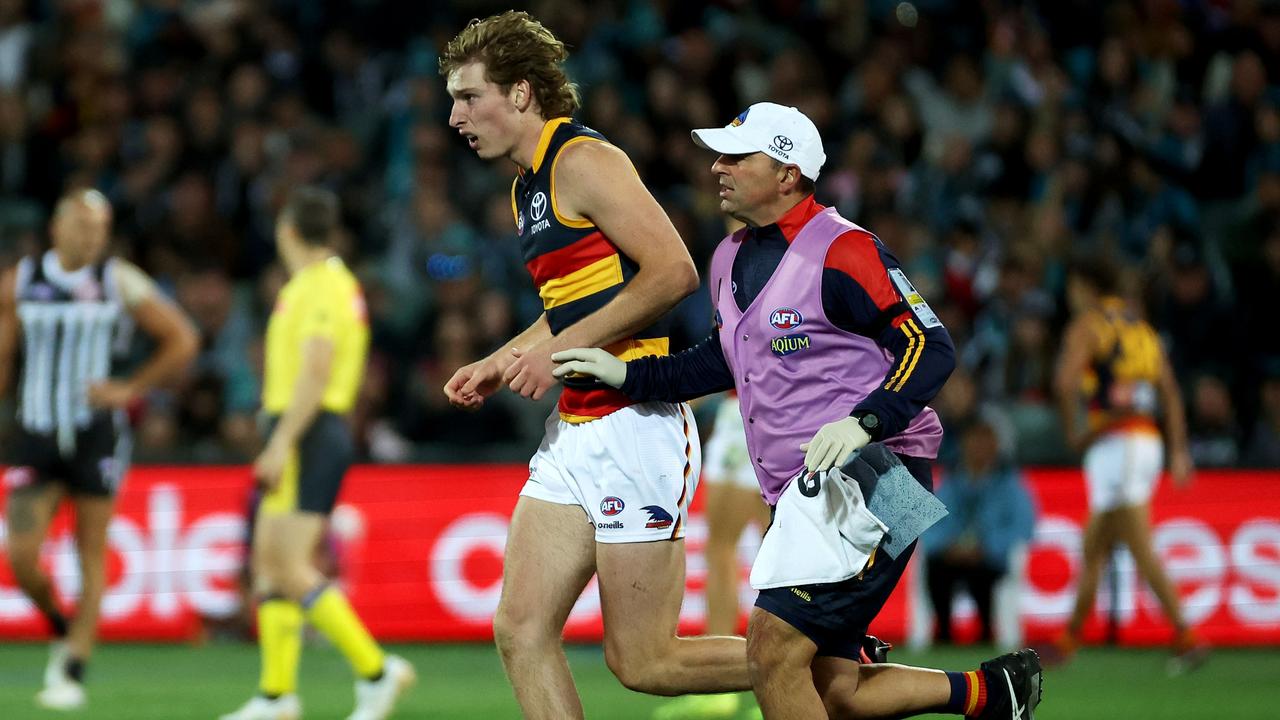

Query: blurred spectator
left=924, top=417, right=1037, bottom=645
left=0, top=0, right=32, bottom=91
left=1151, top=236, right=1235, bottom=382
left=905, top=54, right=994, bottom=163
left=1245, top=374, right=1280, bottom=467
left=1200, top=51, right=1267, bottom=202
left=965, top=255, right=1056, bottom=403
left=932, top=369, right=980, bottom=469
left=1188, top=374, right=1241, bottom=468
left=174, top=265, right=260, bottom=458
left=403, top=310, right=519, bottom=448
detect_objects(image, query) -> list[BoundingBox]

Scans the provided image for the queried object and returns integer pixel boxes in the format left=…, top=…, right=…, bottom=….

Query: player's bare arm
left=445, top=313, right=553, bottom=409
left=1157, top=343, right=1194, bottom=486
left=503, top=140, right=698, bottom=399
left=255, top=336, right=333, bottom=489
left=87, top=285, right=198, bottom=410
left=1055, top=317, right=1097, bottom=453
left=0, top=267, right=17, bottom=397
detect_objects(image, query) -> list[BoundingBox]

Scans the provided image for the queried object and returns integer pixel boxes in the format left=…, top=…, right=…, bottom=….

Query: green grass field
left=0, top=642, right=1276, bottom=719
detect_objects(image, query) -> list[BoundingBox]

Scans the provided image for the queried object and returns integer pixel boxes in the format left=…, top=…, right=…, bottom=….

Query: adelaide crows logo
left=642, top=505, right=673, bottom=529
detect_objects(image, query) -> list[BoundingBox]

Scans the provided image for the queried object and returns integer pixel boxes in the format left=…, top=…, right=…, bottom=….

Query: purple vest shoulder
left=710, top=208, right=942, bottom=504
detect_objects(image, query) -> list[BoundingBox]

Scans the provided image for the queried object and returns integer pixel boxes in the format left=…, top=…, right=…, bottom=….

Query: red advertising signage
left=1, top=466, right=1277, bottom=645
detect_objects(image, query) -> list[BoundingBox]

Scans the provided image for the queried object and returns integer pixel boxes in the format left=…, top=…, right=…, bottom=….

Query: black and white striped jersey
left=13, top=251, right=133, bottom=455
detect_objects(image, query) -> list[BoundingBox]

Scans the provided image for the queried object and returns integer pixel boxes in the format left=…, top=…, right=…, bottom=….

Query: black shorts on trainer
left=3, top=412, right=130, bottom=497
left=259, top=411, right=354, bottom=516
left=754, top=454, right=934, bottom=660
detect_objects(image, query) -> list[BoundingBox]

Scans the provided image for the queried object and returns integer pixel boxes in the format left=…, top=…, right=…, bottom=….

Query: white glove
left=550, top=348, right=627, bottom=388
left=800, top=417, right=871, bottom=474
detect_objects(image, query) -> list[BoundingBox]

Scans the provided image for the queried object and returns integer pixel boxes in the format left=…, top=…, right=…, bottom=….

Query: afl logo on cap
left=769, top=307, right=803, bottom=330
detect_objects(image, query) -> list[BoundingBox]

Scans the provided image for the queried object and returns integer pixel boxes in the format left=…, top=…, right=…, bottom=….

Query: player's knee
left=603, top=645, right=668, bottom=693
left=492, top=600, right=556, bottom=656
left=821, top=688, right=862, bottom=719
left=253, top=549, right=306, bottom=597
left=8, top=550, right=44, bottom=586
left=277, top=571, right=319, bottom=601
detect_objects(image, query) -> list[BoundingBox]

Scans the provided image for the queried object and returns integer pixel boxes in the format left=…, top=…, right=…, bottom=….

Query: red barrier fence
left=1, top=465, right=1277, bottom=645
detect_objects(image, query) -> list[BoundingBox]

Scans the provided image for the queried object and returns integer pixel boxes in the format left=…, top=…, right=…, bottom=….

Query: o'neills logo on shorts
left=771, top=333, right=810, bottom=357
left=597, top=521, right=624, bottom=530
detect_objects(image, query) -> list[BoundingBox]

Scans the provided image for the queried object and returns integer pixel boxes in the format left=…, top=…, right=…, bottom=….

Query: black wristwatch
left=852, top=410, right=882, bottom=440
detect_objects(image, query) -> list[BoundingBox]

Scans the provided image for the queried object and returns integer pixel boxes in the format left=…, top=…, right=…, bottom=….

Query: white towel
left=750, top=468, right=889, bottom=590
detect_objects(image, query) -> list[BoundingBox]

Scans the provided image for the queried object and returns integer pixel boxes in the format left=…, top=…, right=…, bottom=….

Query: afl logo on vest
left=769, top=307, right=803, bottom=330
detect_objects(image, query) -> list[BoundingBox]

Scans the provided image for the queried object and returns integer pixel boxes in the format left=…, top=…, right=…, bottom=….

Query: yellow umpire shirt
left=262, top=257, right=369, bottom=415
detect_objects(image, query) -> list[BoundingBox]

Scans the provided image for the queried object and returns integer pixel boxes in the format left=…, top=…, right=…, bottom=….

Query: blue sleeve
left=856, top=317, right=956, bottom=439
left=619, top=332, right=735, bottom=403
left=821, top=263, right=957, bottom=439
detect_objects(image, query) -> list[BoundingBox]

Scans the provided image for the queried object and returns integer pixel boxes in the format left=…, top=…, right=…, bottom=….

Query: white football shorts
left=521, top=401, right=700, bottom=543
left=701, top=395, right=759, bottom=491
left=1083, top=430, right=1164, bottom=512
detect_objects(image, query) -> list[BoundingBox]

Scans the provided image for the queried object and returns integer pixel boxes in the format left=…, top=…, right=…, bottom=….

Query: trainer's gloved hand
left=800, top=417, right=871, bottom=474
left=550, top=348, right=627, bottom=388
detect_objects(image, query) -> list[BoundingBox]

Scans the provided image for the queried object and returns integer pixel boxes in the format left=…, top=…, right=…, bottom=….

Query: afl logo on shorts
left=769, top=307, right=803, bottom=330
left=600, top=496, right=625, bottom=516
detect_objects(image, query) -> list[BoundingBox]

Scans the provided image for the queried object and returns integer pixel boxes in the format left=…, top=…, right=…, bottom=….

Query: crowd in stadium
left=0, top=0, right=1276, bottom=467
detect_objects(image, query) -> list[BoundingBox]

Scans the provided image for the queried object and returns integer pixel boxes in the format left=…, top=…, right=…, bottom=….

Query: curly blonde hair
left=439, top=11, right=580, bottom=119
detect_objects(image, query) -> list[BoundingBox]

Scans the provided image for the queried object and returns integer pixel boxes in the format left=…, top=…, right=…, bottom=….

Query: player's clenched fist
left=551, top=348, right=627, bottom=388
left=443, top=355, right=505, bottom=409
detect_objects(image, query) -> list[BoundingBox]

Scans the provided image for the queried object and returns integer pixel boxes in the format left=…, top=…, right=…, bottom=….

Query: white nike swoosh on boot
left=1004, top=668, right=1025, bottom=720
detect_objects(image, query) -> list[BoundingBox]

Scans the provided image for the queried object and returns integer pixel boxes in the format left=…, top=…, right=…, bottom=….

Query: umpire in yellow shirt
left=221, top=187, right=414, bottom=720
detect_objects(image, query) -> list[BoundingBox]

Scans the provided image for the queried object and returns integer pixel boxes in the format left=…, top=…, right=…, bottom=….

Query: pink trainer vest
left=711, top=208, right=943, bottom=504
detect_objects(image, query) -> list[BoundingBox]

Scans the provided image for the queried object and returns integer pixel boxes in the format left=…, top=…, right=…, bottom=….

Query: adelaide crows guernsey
left=513, top=117, right=670, bottom=423
left=1081, top=296, right=1162, bottom=436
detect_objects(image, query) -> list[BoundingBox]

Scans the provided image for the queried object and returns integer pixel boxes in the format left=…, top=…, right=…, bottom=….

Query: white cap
left=691, top=102, right=827, bottom=180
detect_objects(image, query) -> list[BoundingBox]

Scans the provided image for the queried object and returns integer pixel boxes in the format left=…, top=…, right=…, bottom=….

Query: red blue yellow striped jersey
left=1081, top=297, right=1162, bottom=435
left=513, top=117, right=671, bottom=423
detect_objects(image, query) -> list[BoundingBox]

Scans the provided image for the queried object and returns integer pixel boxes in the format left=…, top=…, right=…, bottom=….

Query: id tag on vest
left=887, top=268, right=941, bottom=328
